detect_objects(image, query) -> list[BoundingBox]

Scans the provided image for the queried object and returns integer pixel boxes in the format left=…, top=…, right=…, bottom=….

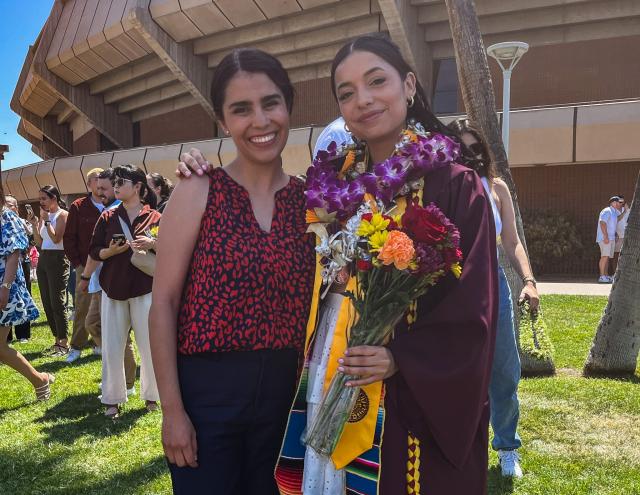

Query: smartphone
left=25, top=204, right=34, bottom=217
left=112, top=233, right=126, bottom=245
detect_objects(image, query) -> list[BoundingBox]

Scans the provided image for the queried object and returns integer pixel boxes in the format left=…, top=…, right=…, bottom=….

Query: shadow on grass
left=582, top=372, right=640, bottom=384
left=487, top=466, right=514, bottom=495
left=0, top=401, right=32, bottom=420
left=19, top=352, right=101, bottom=374
left=36, top=392, right=148, bottom=445
left=0, top=447, right=167, bottom=495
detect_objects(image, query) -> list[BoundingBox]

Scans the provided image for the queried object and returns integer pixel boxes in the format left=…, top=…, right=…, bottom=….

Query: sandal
left=42, top=344, right=60, bottom=356
left=35, top=374, right=55, bottom=401
left=52, top=344, right=69, bottom=357
left=104, top=405, right=120, bottom=419
left=145, top=401, right=159, bottom=412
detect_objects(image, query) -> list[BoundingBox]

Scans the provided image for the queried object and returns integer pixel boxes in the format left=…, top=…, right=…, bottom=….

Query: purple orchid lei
left=305, top=121, right=460, bottom=220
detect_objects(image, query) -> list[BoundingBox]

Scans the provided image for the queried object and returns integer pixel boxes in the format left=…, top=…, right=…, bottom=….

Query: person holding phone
left=89, top=164, right=160, bottom=418
left=31, top=185, right=70, bottom=357
left=78, top=168, right=138, bottom=397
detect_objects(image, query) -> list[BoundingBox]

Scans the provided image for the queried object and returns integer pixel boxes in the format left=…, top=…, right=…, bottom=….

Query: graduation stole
left=303, top=193, right=418, bottom=469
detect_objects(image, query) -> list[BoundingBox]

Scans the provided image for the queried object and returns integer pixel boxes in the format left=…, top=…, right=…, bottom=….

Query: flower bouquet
left=302, top=122, right=464, bottom=456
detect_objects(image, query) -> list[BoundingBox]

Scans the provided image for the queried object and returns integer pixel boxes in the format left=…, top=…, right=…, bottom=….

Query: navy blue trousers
left=169, top=348, right=299, bottom=495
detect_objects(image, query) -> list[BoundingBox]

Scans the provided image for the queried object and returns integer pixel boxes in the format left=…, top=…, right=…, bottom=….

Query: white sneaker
left=65, top=348, right=82, bottom=363
left=498, top=450, right=523, bottom=478
left=92, top=346, right=102, bottom=356
left=606, top=276, right=614, bottom=284
left=598, top=275, right=610, bottom=283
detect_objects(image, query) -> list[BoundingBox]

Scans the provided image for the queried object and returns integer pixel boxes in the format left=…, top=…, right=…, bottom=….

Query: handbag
left=117, top=216, right=156, bottom=276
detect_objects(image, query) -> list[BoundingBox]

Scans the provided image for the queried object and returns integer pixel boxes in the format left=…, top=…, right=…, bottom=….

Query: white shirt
left=595, top=206, right=620, bottom=242
left=88, top=200, right=121, bottom=294
left=616, top=208, right=630, bottom=239
left=40, top=210, right=64, bottom=250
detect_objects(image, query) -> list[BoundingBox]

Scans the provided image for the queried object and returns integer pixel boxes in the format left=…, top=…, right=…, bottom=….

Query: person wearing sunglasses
left=449, top=118, right=539, bottom=479
left=88, top=164, right=160, bottom=418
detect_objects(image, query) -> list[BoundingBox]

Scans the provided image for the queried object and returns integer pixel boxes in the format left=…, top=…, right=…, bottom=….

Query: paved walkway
left=537, top=282, right=612, bottom=296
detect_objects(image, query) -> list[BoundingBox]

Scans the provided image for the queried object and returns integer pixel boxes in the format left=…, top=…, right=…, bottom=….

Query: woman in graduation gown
left=276, top=36, right=498, bottom=495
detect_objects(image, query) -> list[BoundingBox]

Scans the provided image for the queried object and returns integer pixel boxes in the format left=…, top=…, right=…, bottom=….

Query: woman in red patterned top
left=150, top=49, right=316, bottom=495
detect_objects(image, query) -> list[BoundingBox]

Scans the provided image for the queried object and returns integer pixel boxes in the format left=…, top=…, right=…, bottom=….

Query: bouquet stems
left=303, top=308, right=404, bottom=457
left=302, top=372, right=359, bottom=456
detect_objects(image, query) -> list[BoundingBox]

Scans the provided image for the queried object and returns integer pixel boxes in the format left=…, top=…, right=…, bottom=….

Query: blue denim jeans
left=489, top=266, right=522, bottom=451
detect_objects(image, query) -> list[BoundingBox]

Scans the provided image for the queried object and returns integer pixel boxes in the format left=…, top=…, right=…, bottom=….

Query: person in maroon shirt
left=150, top=49, right=315, bottom=495
left=89, top=164, right=160, bottom=418
left=63, top=167, right=104, bottom=363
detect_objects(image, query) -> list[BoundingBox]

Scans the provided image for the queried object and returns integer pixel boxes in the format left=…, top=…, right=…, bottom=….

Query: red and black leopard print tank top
left=177, top=167, right=316, bottom=355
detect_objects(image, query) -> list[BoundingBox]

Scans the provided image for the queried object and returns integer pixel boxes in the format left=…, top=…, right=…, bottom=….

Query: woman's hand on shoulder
left=338, top=345, right=398, bottom=387
left=176, top=148, right=212, bottom=178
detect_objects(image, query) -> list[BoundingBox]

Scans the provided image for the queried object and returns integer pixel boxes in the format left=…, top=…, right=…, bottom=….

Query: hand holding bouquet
left=304, top=196, right=463, bottom=456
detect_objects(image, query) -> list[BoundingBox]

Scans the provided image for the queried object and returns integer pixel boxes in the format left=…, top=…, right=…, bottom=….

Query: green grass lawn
left=1, top=289, right=639, bottom=494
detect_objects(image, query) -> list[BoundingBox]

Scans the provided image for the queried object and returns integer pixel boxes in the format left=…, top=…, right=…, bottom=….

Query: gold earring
left=407, top=95, right=415, bottom=108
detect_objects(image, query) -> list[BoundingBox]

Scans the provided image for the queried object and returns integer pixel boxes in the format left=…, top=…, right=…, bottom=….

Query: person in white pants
left=88, top=164, right=161, bottom=418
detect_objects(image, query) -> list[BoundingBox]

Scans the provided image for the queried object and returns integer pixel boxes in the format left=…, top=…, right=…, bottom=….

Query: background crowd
left=0, top=169, right=174, bottom=418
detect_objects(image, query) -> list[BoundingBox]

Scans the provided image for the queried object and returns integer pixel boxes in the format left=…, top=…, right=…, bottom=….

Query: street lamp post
left=486, top=42, right=529, bottom=157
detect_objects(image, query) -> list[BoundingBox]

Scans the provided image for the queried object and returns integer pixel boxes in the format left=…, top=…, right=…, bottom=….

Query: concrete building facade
left=4, top=0, right=640, bottom=275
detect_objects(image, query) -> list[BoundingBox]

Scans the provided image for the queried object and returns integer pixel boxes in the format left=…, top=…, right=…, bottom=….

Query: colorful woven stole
left=275, top=193, right=422, bottom=495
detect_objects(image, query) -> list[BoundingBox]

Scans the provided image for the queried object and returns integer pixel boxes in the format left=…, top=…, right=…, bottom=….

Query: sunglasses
left=468, top=142, right=485, bottom=156
left=113, top=177, right=134, bottom=187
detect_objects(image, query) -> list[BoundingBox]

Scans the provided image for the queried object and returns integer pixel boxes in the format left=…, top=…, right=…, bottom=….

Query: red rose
left=402, top=200, right=447, bottom=245
left=356, top=259, right=373, bottom=271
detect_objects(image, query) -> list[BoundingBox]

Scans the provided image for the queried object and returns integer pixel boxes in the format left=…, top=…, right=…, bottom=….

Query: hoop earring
left=344, top=122, right=351, bottom=134
left=407, top=95, right=415, bottom=108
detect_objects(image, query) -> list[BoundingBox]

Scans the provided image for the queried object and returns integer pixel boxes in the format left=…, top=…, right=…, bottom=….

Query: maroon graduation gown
left=381, top=163, right=498, bottom=494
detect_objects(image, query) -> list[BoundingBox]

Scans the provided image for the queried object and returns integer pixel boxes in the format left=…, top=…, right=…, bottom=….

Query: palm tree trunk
left=444, top=0, right=554, bottom=374
left=584, top=171, right=640, bottom=376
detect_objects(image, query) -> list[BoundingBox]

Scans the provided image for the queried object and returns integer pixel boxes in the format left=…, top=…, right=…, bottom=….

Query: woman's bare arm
left=493, top=178, right=539, bottom=309
left=150, top=173, right=209, bottom=468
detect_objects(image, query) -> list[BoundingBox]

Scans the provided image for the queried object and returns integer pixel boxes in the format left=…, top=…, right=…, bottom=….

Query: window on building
left=432, top=58, right=459, bottom=115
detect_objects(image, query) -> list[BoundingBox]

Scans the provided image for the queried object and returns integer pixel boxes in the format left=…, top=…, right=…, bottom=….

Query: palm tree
left=443, top=0, right=554, bottom=374
left=584, top=171, right=640, bottom=376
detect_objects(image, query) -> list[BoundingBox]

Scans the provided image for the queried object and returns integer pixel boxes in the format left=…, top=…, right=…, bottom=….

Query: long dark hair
left=113, top=165, right=157, bottom=209
left=210, top=48, right=295, bottom=119
left=147, top=172, right=173, bottom=202
left=447, top=119, right=497, bottom=180
left=330, top=35, right=455, bottom=139
left=39, top=185, right=67, bottom=209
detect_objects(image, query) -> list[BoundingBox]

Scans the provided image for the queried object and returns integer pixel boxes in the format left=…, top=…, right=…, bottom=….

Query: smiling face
left=219, top=71, right=290, bottom=167
left=97, top=178, right=115, bottom=205
left=333, top=50, right=415, bottom=153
